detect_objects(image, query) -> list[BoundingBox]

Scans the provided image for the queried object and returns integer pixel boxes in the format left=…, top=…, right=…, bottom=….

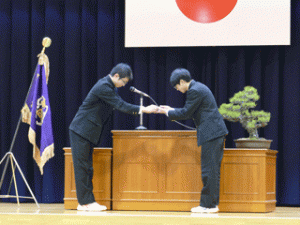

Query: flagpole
left=0, top=37, right=52, bottom=194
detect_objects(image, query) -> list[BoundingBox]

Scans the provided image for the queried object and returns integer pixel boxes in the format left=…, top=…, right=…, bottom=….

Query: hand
left=159, top=105, right=173, bottom=110
left=142, top=105, right=159, bottom=114
left=156, top=105, right=174, bottom=115
left=156, top=107, right=168, bottom=115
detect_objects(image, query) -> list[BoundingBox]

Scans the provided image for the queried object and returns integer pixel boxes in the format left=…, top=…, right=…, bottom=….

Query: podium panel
left=63, top=147, right=112, bottom=210
left=219, top=148, right=278, bottom=212
left=112, top=130, right=202, bottom=211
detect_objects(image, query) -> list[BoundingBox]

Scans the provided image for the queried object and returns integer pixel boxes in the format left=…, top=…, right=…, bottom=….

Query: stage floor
left=0, top=203, right=299, bottom=225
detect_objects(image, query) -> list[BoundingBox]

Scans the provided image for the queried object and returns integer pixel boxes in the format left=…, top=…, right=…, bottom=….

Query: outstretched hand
left=159, top=105, right=173, bottom=110
left=142, top=104, right=160, bottom=114
left=141, top=105, right=174, bottom=115
left=156, top=105, right=174, bottom=115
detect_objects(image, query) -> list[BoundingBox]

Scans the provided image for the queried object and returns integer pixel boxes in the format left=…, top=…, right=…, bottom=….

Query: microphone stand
left=130, top=86, right=196, bottom=131
left=135, top=95, right=147, bottom=130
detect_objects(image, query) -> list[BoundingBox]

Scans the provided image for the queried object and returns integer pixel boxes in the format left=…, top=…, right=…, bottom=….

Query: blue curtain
left=0, top=0, right=299, bottom=206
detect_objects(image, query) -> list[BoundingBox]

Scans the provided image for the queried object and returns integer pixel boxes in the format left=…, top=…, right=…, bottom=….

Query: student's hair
left=110, top=63, right=133, bottom=81
left=170, top=68, right=192, bottom=87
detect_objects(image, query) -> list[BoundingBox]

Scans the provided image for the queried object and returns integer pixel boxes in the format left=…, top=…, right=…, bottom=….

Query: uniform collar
left=188, top=79, right=195, bottom=90
left=106, top=74, right=115, bottom=87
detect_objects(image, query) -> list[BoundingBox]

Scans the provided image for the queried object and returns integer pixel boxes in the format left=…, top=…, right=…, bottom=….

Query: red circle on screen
left=176, top=0, right=238, bottom=23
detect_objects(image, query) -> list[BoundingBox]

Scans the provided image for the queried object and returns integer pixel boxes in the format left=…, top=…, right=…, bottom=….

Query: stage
left=0, top=203, right=299, bottom=225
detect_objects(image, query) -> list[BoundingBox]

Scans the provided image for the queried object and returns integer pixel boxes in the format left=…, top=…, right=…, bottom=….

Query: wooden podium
left=219, top=148, right=278, bottom=212
left=112, top=130, right=202, bottom=211
left=63, top=130, right=277, bottom=212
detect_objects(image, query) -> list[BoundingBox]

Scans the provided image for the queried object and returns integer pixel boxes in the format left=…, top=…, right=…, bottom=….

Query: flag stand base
left=0, top=152, right=40, bottom=208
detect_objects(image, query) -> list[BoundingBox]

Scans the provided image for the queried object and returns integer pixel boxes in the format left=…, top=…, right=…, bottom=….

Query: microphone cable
left=173, top=120, right=196, bottom=130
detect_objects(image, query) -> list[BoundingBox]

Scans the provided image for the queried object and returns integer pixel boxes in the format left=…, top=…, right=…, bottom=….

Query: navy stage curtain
left=0, top=0, right=299, bottom=206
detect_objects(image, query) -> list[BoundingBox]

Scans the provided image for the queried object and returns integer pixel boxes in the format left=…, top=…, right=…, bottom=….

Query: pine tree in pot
left=219, top=86, right=272, bottom=149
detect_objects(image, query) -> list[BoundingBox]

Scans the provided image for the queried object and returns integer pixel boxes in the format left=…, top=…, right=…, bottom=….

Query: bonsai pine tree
left=219, top=86, right=271, bottom=139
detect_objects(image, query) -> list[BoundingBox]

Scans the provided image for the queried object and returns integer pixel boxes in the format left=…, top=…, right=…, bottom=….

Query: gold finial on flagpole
left=41, top=37, right=52, bottom=54
left=38, top=37, right=51, bottom=83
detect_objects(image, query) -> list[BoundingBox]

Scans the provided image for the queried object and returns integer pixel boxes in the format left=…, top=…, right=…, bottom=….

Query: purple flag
left=21, top=55, right=54, bottom=175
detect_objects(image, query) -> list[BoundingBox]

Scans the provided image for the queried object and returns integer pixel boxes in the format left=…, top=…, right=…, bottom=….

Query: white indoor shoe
left=77, top=202, right=107, bottom=211
left=191, top=206, right=219, bottom=213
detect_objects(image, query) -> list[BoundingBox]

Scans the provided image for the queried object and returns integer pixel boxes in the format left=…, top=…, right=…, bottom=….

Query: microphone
left=129, top=86, right=149, bottom=97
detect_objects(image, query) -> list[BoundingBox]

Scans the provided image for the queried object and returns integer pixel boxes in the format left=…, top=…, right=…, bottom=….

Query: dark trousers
left=69, top=130, right=95, bottom=205
left=200, top=135, right=225, bottom=208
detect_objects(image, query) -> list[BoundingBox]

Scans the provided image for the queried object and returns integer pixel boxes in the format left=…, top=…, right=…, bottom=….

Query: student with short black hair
left=158, top=68, right=228, bottom=213
left=69, top=63, right=158, bottom=211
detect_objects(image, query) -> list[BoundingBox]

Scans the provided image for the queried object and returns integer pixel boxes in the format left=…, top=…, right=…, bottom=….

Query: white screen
left=125, top=0, right=291, bottom=47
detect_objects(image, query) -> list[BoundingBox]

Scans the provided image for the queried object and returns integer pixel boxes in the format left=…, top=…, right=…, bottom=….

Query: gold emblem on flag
left=35, top=96, right=48, bottom=126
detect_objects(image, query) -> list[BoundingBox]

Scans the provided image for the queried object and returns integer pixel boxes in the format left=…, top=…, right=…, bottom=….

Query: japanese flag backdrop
left=125, top=0, right=290, bottom=47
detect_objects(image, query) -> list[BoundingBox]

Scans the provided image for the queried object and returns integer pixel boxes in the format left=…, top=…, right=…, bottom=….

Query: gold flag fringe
left=21, top=103, right=31, bottom=125
left=28, top=127, right=55, bottom=175
left=37, top=54, right=50, bottom=83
